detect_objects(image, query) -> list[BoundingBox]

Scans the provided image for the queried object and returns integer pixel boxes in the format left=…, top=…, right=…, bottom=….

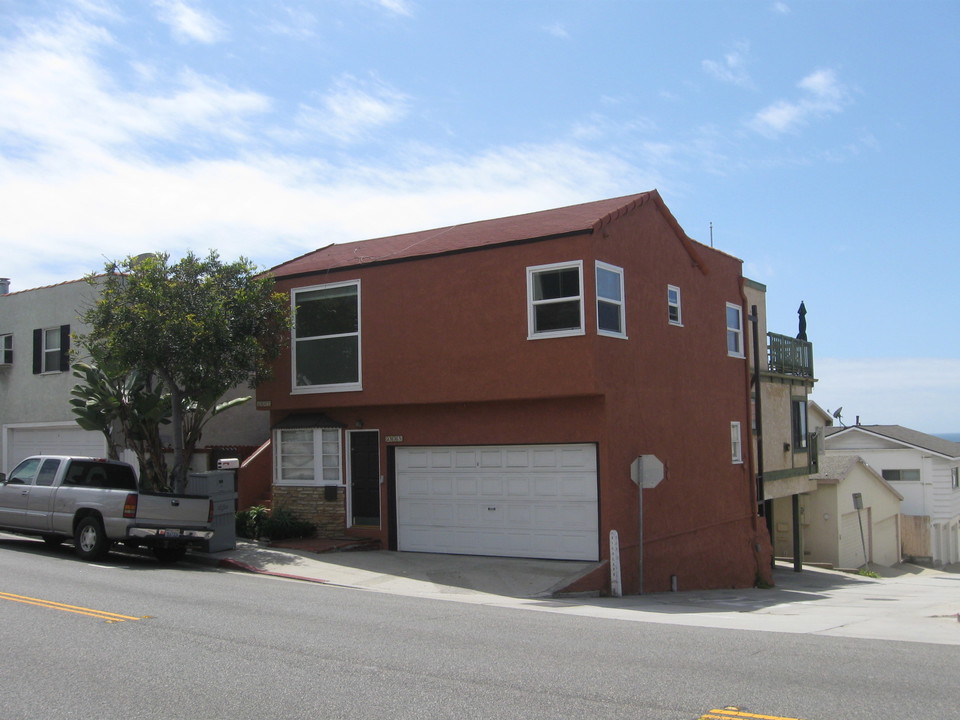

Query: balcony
left=767, top=332, right=814, bottom=379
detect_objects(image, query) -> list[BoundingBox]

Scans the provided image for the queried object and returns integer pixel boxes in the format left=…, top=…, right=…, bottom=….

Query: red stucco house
left=253, top=190, right=772, bottom=594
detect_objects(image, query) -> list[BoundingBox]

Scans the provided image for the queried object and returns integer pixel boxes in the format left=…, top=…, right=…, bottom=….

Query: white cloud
left=543, top=21, right=570, bottom=39
left=811, top=358, right=960, bottom=434
left=702, top=41, right=753, bottom=88
left=750, top=68, right=851, bottom=136
left=372, top=0, right=414, bottom=17
left=0, top=15, right=269, bottom=165
left=153, top=0, right=225, bottom=44
left=294, top=75, right=410, bottom=144
left=772, top=2, right=791, bottom=15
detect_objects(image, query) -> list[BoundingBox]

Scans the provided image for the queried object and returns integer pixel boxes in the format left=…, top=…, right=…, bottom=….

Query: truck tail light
left=208, top=499, right=214, bottom=523
left=123, top=493, right=138, bottom=519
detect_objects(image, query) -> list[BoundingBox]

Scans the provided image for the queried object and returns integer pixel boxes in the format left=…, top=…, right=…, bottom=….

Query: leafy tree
left=79, top=251, right=290, bottom=493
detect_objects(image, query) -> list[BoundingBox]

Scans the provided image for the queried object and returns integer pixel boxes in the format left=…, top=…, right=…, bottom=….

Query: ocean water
left=936, top=433, right=960, bottom=443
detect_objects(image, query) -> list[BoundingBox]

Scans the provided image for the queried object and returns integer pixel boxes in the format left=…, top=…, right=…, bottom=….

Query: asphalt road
left=1, top=536, right=957, bottom=720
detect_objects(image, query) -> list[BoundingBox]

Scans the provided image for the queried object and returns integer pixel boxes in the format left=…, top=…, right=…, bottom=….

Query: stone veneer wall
left=271, top=486, right=345, bottom=535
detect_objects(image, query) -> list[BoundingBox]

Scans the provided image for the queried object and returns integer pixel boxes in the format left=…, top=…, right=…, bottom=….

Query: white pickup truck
left=0, top=455, right=214, bottom=562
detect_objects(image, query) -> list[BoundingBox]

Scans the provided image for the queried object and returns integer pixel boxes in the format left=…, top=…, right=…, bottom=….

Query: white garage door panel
left=397, top=444, right=599, bottom=561
left=7, top=425, right=105, bottom=472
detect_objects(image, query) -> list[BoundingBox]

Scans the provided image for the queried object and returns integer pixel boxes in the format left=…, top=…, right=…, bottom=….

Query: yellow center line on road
left=0, top=591, right=150, bottom=623
left=701, top=709, right=809, bottom=720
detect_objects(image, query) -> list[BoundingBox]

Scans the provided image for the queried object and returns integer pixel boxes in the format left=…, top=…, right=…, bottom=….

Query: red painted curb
left=218, top=558, right=328, bottom=584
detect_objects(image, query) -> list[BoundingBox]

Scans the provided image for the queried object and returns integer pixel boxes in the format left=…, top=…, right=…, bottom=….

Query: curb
left=217, top=557, right=329, bottom=584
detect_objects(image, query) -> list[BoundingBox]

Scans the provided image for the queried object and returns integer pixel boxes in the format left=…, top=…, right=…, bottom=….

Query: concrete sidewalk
left=194, top=541, right=960, bottom=646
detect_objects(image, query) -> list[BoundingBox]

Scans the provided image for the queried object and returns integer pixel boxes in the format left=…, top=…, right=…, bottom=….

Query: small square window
left=667, top=285, right=682, bottom=326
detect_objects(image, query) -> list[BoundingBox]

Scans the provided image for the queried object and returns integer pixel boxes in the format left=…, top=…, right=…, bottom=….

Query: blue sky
left=1, top=0, right=958, bottom=432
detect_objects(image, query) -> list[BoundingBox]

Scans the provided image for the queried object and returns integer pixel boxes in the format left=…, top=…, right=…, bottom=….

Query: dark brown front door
left=349, top=430, right=380, bottom=526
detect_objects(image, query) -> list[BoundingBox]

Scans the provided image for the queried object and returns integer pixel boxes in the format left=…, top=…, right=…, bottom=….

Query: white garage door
left=6, top=424, right=106, bottom=473
left=396, top=444, right=599, bottom=561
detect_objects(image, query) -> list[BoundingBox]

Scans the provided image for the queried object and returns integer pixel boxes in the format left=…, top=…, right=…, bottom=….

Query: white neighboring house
left=0, top=277, right=268, bottom=477
left=0, top=278, right=107, bottom=473
left=824, top=424, right=960, bottom=566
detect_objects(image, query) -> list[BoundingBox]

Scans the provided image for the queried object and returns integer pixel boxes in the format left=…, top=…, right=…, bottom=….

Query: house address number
left=384, top=435, right=403, bottom=443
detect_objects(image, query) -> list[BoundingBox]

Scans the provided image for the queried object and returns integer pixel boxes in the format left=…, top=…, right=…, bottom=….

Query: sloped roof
left=813, top=455, right=904, bottom=500
left=825, top=425, right=960, bottom=460
left=268, top=190, right=711, bottom=279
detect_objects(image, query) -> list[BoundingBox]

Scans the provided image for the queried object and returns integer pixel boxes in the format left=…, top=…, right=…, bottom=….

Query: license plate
left=163, top=528, right=180, bottom=538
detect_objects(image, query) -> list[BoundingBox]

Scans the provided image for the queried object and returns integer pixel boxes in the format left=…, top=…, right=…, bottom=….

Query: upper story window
left=731, top=421, right=743, bottom=464
left=292, top=281, right=361, bottom=393
left=726, top=303, right=744, bottom=358
left=881, top=469, right=921, bottom=482
left=952, top=467, right=959, bottom=490
left=596, top=262, right=626, bottom=338
left=527, top=261, right=584, bottom=339
left=0, top=333, right=11, bottom=365
left=275, top=428, right=343, bottom=486
left=32, top=325, right=70, bottom=374
left=667, top=285, right=682, bottom=326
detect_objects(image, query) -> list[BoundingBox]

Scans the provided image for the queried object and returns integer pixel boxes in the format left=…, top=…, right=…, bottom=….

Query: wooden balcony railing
left=767, top=333, right=814, bottom=378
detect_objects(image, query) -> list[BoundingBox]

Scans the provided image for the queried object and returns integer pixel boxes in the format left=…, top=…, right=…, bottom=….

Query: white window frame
left=526, top=261, right=585, bottom=340
left=731, top=422, right=743, bottom=464
left=0, top=334, right=11, bottom=365
left=274, top=427, right=343, bottom=487
left=667, top=285, right=682, bottom=326
left=596, top=262, right=626, bottom=338
left=952, top=467, right=959, bottom=490
left=726, top=303, right=744, bottom=358
left=291, top=280, right=362, bottom=394
left=42, top=327, right=61, bottom=373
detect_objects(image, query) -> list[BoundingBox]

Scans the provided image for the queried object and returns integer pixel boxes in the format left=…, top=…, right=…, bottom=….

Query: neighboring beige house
left=743, top=280, right=818, bottom=569
left=824, top=424, right=960, bottom=566
left=778, top=455, right=902, bottom=568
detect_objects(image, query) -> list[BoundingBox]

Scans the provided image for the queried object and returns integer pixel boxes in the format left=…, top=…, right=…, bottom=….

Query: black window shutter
left=59, top=324, right=71, bottom=372
left=32, top=328, right=42, bottom=374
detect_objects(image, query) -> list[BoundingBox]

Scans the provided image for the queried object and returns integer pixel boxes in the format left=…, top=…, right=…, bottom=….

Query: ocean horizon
left=936, top=433, right=960, bottom=443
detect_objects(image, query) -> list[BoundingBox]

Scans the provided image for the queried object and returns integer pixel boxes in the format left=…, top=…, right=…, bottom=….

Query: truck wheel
left=153, top=547, right=187, bottom=563
left=74, top=517, right=110, bottom=561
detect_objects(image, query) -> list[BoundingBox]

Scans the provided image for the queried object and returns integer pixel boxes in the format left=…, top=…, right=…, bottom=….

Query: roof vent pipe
left=0, top=278, right=9, bottom=295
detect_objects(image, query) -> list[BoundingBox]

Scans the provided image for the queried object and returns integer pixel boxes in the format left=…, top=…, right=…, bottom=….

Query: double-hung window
left=293, top=281, right=361, bottom=392
left=731, top=422, right=743, bottom=464
left=726, top=303, right=744, bottom=358
left=667, top=285, right=682, bottom=326
left=275, top=428, right=342, bottom=486
left=0, top=334, right=11, bottom=365
left=596, top=262, right=626, bottom=338
left=527, top=261, right=584, bottom=339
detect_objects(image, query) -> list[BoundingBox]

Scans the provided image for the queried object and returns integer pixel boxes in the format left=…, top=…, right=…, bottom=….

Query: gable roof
left=268, top=190, right=712, bottom=279
left=825, top=424, right=960, bottom=460
left=813, top=454, right=904, bottom=500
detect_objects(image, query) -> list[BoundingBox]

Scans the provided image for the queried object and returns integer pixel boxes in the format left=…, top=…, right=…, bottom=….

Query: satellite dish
left=832, top=407, right=843, bottom=419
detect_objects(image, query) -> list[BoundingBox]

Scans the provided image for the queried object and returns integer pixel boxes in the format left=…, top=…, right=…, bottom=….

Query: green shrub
left=259, top=507, right=316, bottom=541
left=235, top=505, right=269, bottom=540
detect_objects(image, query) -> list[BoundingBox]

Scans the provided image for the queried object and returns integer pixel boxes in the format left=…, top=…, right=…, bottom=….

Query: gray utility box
left=186, top=470, right=238, bottom=552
